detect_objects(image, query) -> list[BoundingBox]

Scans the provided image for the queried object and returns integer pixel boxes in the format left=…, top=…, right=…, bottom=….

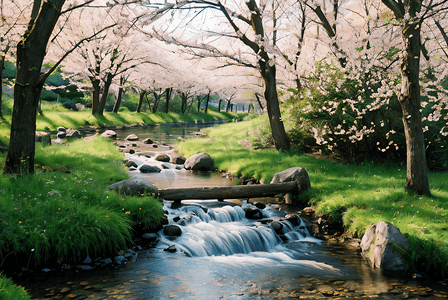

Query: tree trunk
left=218, top=99, right=222, bottom=112
left=91, top=78, right=101, bottom=114
left=112, top=75, right=125, bottom=113
left=181, top=92, right=188, bottom=114
left=152, top=90, right=163, bottom=113
left=0, top=55, right=4, bottom=119
left=259, top=61, right=290, bottom=151
left=400, top=22, right=430, bottom=195
left=4, top=0, right=64, bottom=174
left=137, top=90, right=146, bottom=113
left=159, top=181, right=302, bottom=202
left=96, top=72, right=113, bottom=115
left=226, top=100, right=231, bottom=112
left=204, top=92, right=210, bottom=113
left=197, top=95, right=202, bottom=113
left=165, top=87, right=172, bottom=113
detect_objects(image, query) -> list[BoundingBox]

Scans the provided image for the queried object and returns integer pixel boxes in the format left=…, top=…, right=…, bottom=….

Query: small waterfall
left=161, top=202, right=320, bottom=257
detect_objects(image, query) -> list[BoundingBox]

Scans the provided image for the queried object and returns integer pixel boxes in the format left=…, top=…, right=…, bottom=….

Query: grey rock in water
left=244, top=206, right=263, bottom=220
left=155, top=153, right=170, bottom=162
left=360, top=221, right=409, bottom=272
left=143, top=138, right=153, bottom=144
left=108, top=177, right=158, bottom=196
left=139, top=164, right=162, bottom=173
left=142, top=233, right=158, bottom=242
left=271, top=167, right=311, bottom=204
left=125, top=134, right=139, bottom=141
left=101, top=130, right=117, bottom=138
left=170, top=154, right=186, bottom=165
left=184, top=152, right=214, bottom=171
left=163, top=225, right=182, bottom=237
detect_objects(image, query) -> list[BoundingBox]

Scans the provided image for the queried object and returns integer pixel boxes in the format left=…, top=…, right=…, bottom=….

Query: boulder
left=124, top=160, right=138, bottom=168
left=56, top=131, right=66, bottom=139
left=360, top=221, right=409, bottom=272
left=270, top=167, right=311, bottom=205
left=101, top=130, right=117, bottom=138
left=163, top=225, right=182, bottom=237
left=184, top=152, right=214, bottom=171
left=125, top=134, right=139, bottom=141
left=57, top=126, right=66, bottom=133
left=155, top=153, right=170, bottom=162
left=170, top=154, right=186, bottom=165
left=36, top=131, right=51, bottom=145
left=139, top=164, right=162, bottom=173
left=244, top=206, right=263, bottom=220
left=108, top=177, right=158, bottom=196
left=142, top=138, right=153, bottom=144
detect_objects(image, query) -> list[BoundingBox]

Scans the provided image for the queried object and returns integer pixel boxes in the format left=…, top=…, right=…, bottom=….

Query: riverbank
left=0, top=110, right=244, bottom=299
left=176, top=117, right=448, bottom=280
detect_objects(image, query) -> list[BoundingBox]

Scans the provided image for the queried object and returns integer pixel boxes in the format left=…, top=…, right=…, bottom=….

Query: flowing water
left=20, top=122, right=448, bottom=299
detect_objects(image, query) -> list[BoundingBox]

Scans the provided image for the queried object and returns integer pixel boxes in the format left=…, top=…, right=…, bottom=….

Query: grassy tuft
left=0, top=273, right=31, bottom=300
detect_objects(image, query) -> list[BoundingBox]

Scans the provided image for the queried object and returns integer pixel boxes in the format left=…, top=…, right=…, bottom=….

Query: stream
left=20, top=122, right=448, bottom=299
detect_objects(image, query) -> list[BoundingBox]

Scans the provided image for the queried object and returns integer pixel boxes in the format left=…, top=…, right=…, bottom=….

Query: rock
left=66, top=129, right=81, bottom=139
left=164, top=245, right=177, bottom=253
left=101, top=130, right=117, bottom=138
left=244, top=206, right=263, bottom=220
left=142, top=233, right=158, bottom=242
left=139, top=164, right=162, bottom=173
left=57, top=131, right=66, bottom=139
left=155, top=153, right=170, bottom=162
left=57, top=127, right=66, bottom=133
left=75, top=103, right=86, bottom=111
left=114, top=256, right=126, bottom=264
left=170, top=154, right=186, bottom=165
left=360, top=221, right=409, bottom=272
left=124, top=160, right=138, bottom=168
left=270, top=167, right=311, bottom=190
left=163, top=225, right=182, bottom=237
left=254, top=202, right=266, bottom=209
left=271, top=167, right=311, bottom=205
left=184, top=152, right=214, bottom=171
left=108, top=178, right=158, bottom=196
left=271, top=221, right=283, bottom=234
left=142, top=138, right=153, bottom=144
left=35, top=131, right=51, bottom=145
left=125, top=134, right=139, bottom=141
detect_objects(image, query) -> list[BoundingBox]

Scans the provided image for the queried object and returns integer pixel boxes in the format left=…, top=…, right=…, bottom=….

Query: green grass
left=0, top=138, right=164, bottom=268
left=0, top=273, right=31, bottom=300
left=176, top=116, right=448, bottom=278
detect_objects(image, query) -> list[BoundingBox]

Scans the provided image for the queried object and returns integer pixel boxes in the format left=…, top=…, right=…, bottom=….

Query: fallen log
left=158, top=181, right=302, bottom=202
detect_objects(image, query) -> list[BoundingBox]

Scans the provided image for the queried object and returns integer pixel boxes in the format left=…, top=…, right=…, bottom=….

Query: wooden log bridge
left=158, top=181, right=302, bottom=202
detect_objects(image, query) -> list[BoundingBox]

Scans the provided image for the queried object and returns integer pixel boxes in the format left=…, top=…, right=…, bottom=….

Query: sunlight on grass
left=177, top=116, right=448, bottom=278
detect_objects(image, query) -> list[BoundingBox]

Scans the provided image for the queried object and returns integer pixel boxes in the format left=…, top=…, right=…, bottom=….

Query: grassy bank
left=0, top=99, right=243, bottom=298
left=176, top=117, right=448, bottom=279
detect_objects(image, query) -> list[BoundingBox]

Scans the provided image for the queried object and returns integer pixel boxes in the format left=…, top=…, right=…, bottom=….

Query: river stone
left=142, top=138, right=153, bottom=144
left=57, top=126, right=66, bottom=133
left=36, top=131, right=51, bottom=145
left=155, top=153, right=170, bottom=162
left=57, top=131, right=66, bottom=139
left=101, top=130, right=117, bottom=138
left=125, top=134, right=139, bottom=141
left=184, top=152, right=214, bottom=171
left=142, top=233, right=158, bottom=242
left=170, top=154, right=186, bottom=165
left=271, top=221, right=283, bottom=234
left=163, top=225, right=182, bottom=237
left=124, top=159, right=138, bottom=168
left=270, top=167, right=311, bottom=204
left=360, top=221, right=409, bottom=272
left=108, top=177, right=158, bottom=196
left=244, top=206, right=263, bottom=220
left=140, top=164, right=162, bottom=173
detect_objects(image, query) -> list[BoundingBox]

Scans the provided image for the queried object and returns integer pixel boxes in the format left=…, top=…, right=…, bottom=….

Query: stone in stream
left=155, top=153, right=170, bottom=162
left=163, top=225, right=182, bottom=237
left=360, top=221, right=409, bottom=272
left=184, top=152, right=214, bottom=171
left=244, top=206, right=263, bottom=220
left=142, top=137, right=153, bottom=144
left=170, top=154, right=186, bottom=165
left=125, top=134, right=139, bottom=141
left=139, top=164, right=162, bottom=173
left=107, top=177, right=158, bottom=196
left=270, top=167, right=311, bottom=205
left=101, top=130, right=117, bottom=138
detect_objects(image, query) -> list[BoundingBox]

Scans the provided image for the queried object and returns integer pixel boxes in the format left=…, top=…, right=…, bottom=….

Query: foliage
left=177, top=119, right=448, bottom=279
left=285, top=60, right=448, bottom=169
left=0, top=138, right=164, bottom=267
left=0, top=273, right=31, bottom=300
